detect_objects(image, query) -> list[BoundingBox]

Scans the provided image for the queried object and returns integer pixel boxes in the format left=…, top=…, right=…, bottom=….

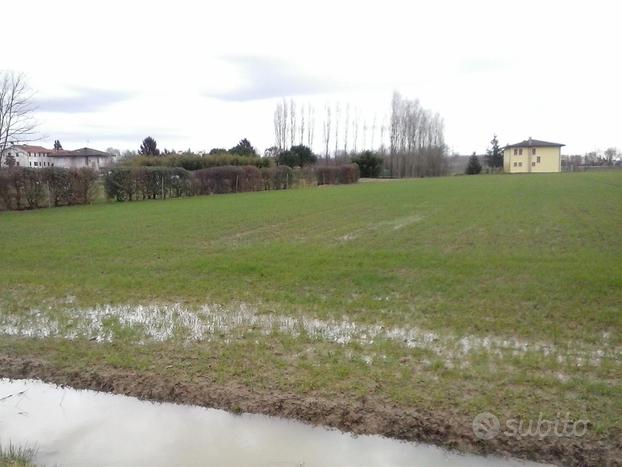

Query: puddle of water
left=0, top=379, right=546, bottom=467
left=3, top=303, right=616, bottom=367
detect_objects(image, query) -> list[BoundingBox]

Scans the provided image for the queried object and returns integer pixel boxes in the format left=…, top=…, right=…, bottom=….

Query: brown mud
left=0, top=354, right=619, bottom=467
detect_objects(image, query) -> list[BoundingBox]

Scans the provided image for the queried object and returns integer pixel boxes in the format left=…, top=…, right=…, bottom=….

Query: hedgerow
left=102, top=164, right=359, bottom=203
left=314, top=164, right=360, bottom=185
left=104, top=167, right=191, bottom=201
left=125, top=153, right=271, bottom=171
left=0, top=167, right=99, bottom=211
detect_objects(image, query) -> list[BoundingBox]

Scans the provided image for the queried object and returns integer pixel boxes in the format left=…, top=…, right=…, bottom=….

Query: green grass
left=1, top=172, right=621, bottom=440
left=0, top=443, right=36, bottom=467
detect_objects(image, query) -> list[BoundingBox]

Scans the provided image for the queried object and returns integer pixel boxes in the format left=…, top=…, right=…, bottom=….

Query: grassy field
left=1, top=172, right=621, bottom=463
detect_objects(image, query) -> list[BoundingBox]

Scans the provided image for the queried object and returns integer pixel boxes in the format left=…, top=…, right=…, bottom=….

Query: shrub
left=261, top=166, right=293, bottom=190
left=191, top=165, right=262, bottom=195
left=104, top=167, right=191, bottom=201
left=292, top=166, right=317, bottom=187
left=338, top=164, right=360, bottom=184
left=0, top=167, right=98, bottom=211
left=42, top=167, right=72, bottom=206
left=42, top=167, right=98, bottom=206
left=351, top=151, right=383, bottom=178
left=315, top=164, right=359, bottom=185
left=70, top=168, right=99, bottom=204
left=465, top=154, right=482, bottom=175
left=276, top=145, right=317, bottom=168
left=105, top=168, right=136, bottom=201
left=25, top=169, right=44, bottom=208
left=124, top=153, right=270, bottom=171
left=241, top=165, right=264, bottom=192
left=276, top=150, right=297, bottom=168
left=0, top=170, right=13, bottom=209
left=12, top=168, right=44, bottom=209
left=229, top=138, right=257, bottom=157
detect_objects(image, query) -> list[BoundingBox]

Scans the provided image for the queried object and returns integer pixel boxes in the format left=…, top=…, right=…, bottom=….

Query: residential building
left=1, top=145, right=113, bottom=170
left=503, top=138, right=564, bottom=173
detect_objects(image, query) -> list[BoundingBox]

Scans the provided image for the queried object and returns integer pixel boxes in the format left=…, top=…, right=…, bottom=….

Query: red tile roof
left=12, top=145, right=52, bottom=153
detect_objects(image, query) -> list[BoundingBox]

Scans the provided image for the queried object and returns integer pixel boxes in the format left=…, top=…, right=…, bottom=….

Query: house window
left=532, top=162, right=536, bottom=166
left=16, top=162, right=19, bottom=166
left=34, top=162, right=38, bottom=167
left=513, top=149, right=518, bottom=155
left=537, top=156, right=541, bottom=163
left=513, top=162, right=517, bottom=167
left=519, top=148, right=523, bottom=155
left=519, top=162, right=523, bottom=167
left=29, top=162, right=32, bottom=166
left=532, top=148, right=536, bottom=155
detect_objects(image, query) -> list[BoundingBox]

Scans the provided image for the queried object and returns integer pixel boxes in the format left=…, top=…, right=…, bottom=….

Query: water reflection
left=0, top=379, right=546, bottom=467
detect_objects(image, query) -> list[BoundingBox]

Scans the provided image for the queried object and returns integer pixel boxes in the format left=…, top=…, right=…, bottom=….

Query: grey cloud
left=209, top=55, right=342, bottom=101
left=35, top=88, right=132, bottom=113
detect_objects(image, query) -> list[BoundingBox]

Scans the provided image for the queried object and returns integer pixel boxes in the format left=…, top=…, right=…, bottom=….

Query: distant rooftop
left=505, top=138, right=564, bottom=149
left=10, top=144, right=51, bottom=153
left=8, top=144, right=112, bottom=157
left=56, top=148, right=112, bottom=157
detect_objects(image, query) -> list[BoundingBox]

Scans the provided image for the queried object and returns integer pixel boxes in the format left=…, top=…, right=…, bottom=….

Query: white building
left=1, top=145, right=113, bottom=170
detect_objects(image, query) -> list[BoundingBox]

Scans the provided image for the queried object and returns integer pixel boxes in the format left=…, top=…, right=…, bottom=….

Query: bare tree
left=343, top=103, right=350, bottom=155
left=379, top=114, right=388, bottom=154
left=273, top=101, right=285, bottom=150
left=322, top=103, right=332, bottom=158
left=289, top=99, right=297, bottom=148
left=282, top=99, right=289, bottom=150
left=370, top=114, right=377, bottom=151
left=604, top=147, right=619, bottom=165
left=352, top=108, right=360, bottom=154
left=0, top=71, right=37, bottom=166
left=389, top=91, right=446, bottom=177
left=307, top=104, right=315, bottom=150
left=299, top=103, right=305, bottom=146
left=334, top=103, right=341, bottom=157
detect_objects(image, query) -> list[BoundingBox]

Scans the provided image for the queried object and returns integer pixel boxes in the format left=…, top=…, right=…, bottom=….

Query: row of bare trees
left=273, top=92, right=447, bottom=177
left=388, top=92, right=446, bottom=177
left=273, top=99, right=317, bottom=150
left=274, top=99, right=389, bottom=158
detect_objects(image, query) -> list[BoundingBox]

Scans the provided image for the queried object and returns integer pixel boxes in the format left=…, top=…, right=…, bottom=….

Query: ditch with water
left=0, top=379, right=548, bottom=467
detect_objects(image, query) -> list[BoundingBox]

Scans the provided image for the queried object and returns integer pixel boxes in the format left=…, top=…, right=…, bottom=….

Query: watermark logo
left=472, top=412, right=500, bottom=440
left=472, top=412, right=589, bottom=440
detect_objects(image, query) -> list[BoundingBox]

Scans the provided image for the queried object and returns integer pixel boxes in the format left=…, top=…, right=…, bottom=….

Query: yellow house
left=503, top=138, right=564, bottom=173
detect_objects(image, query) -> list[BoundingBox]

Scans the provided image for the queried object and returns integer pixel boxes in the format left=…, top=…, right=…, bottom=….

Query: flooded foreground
left=0, top=379, right=546, bottom=467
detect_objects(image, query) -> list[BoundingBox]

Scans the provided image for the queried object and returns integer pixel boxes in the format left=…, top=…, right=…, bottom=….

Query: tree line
left=272, top=92, right=449, bottom=178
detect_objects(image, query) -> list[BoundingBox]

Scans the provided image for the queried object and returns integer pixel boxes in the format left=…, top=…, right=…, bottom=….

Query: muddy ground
left=1, top=354, right=619, bottom=467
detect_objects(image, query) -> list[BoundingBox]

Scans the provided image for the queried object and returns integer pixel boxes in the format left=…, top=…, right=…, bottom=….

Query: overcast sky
left=3, top=0, right=620, bottom=155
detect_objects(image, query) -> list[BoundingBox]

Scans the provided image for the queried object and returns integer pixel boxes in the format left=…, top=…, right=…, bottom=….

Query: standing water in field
left=0, top=379, right=546, bottom=467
